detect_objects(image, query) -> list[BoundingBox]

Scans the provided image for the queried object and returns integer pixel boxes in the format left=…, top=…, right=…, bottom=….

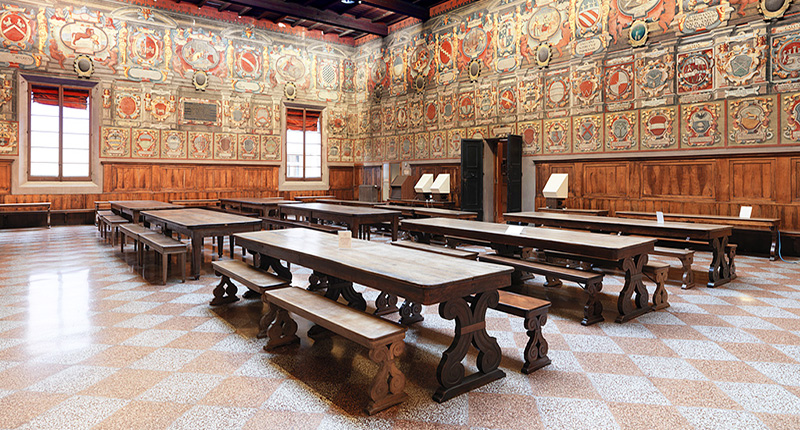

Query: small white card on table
left=505, top=225, right=525, bottom=235
left=739, top=206, right=752, bottom=219
left=656, top=211, right=665, bottom=224
left=338, top=230, right=352, bottom=248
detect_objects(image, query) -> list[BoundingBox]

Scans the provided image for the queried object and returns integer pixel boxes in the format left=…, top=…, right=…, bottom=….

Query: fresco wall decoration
left=1, top=0, right=800, bottom=166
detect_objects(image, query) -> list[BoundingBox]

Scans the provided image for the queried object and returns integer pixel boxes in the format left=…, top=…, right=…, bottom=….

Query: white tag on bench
left=656, top=211, right=665, bottom=225
left=739, top=206, right=752, bottom=219
left=338, top=230, right=352, bottom=248
left=505, top=225, right=525, bottom=235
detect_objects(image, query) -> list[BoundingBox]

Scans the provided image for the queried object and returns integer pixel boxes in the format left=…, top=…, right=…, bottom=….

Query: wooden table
left=279, top=203, right=401, bottom=241
left=615, top=211, right=780, bottom=260
left=234, top=228, right=513, bottom=403
left=110, top=200, right=183, bottom=224
left=401, top=217, right=657, bottom=323
left=387, top=199, right=455, bottom=208
left=140, top=209, right=262, bottom=279
left=375, top=205, right=478, bottom=220
left=504, top=211, right=733, bottom=288
left=219, top=198, right=300, bottom=218
left=317, top=198, right=379, bottom=208
left=537, top=207, right=610, bottom=216
left=294, top=195, right=335, bottom=203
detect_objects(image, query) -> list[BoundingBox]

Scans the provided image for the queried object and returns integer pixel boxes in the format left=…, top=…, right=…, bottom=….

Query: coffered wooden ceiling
left=174, top=0, right=446, bottom=40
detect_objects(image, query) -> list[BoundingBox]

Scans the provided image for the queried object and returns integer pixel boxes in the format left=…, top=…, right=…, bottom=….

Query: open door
left=460, top=139, right=484, bottom=220
left=506, top=134, right=523, bottom=215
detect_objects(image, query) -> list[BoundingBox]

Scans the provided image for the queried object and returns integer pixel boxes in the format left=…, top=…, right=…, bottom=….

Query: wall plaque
left=183, top=101, right=218, bottom=124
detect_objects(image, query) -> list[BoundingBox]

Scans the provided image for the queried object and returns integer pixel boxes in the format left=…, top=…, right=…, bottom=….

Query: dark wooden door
left=506, top=134, right=523, bottom=214
left=461, top=139, right=483, bottom=220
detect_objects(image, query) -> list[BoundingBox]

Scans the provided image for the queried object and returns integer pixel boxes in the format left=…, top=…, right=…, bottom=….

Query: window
left=285, top=107, right=322, bottom=180
left=28, top=83, right=91, bottom=181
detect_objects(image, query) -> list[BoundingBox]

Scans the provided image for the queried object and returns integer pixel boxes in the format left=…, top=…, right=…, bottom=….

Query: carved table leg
left=263, top=307, right=299, bottom=350
left=521, top=307, right=551, bottom=374
left=582, top=279, right=604, bottom=326
left=616, top=253, right=651, bottom=323
left=433, top=292, right=505, bottom=403
left=210, top=275, right=240, bottom=306
left=375, top=292, right=399, bottom=316
left=256, top=254, right=293, bottom=282
left=365, top=341, right=407, bottom=415
left=399, top=300, right=424, bottom=325
left=309, top=271, right=367, bottom=311
left=680, top=253, right=695, bottom=289
left=707, top=236, right=731, bottom=288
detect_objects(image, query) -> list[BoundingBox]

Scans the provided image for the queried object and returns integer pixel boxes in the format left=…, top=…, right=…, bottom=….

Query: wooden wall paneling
left=0, top=160, right=11, bottom=195
left=640, top=160, right=716, bottom=201
left=204, top=166, right=236, bottom=191
left=329, top=166, right=355, bottom=199
left=729, top=158, right=775, bottom=203
left=160, top=166, right=197, bottom=192
left=583, top=162, right=629, bottom=198
left=103, top=163, right=153, bottom=192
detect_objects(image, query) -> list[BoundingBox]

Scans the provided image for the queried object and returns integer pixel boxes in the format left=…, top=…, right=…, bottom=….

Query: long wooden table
left=219, top=198, right=300, bottom=218
left=537, top=207, right=610, bottom=216
left=294, top=195, right=335, bottom=202
left=375, top=205, right=478, bottom=220
left=387, top=199, right=455, bottom=208
left=504, top=211, right=734, bottom=288
left=234, top=228, right=513, bottom=402
left=615, top=210, right=780, bottom=260
left=279, top=203, right=401, bottom=241
left=317, top=198, right=378, bottom=208
left=401, top=217, right=657, bottom=323
left=110, top=200, right=183, bottom=224
left=140, top=209, right=262, bottom=279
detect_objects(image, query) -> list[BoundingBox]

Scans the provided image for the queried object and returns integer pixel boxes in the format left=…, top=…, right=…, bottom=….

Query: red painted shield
left=648, top=114, right=667, bottom=137
left=1, top=13, right=29, bottom=43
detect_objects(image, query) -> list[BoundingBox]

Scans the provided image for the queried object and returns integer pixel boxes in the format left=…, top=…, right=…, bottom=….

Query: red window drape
left=286, top=108, right=320, bottom=131
left=31, top=85, right=89, bottom=110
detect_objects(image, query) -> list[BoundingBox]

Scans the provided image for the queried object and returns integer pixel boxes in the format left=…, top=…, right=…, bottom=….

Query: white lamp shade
left=431, top=174, right=450, bottom=194
left=414, top=174, right=434, bottom=193
left=543, top=173, right=568, bottom=199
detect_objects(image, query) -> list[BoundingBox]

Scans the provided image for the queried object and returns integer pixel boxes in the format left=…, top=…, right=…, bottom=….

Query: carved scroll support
left=616, top=253, right=651, bottom=323
left=365, top=341, right=408, bottom=415
left=209, top=275, right=240, bottom=306
left=375, top=292, right=399, bottom=316
left=582, top=279, right=604, bottom=326
left=399, top=300, right=424, bottom=325
left=262, top=307, right=299, bottom=350
left=707, top=236, right=731, bottom=287
left=521, top=308, right=551, bottom=374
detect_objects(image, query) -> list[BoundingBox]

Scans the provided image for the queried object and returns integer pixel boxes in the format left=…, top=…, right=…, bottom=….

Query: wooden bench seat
left=390, top=240, right=478, bottom=260
left=261, top=287, right=407, bottom=415
left=170, top=199, right=220, bottom=208
left=0, top=202, right=51, bottom=228
left=138, top=233, right=188, bottom=284
left=99, top=214, right=128, bottom=246
left=210, top=260, right=290, bottom=306
left=263, top=217, right=343, bottom=234
left=468, top=290, right=551, bottom=374
left=478, top=253, right=605, bottom=326
left=118, top=223, right=153, bottom=265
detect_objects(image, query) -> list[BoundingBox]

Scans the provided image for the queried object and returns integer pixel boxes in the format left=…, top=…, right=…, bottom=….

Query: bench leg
left=727, top=246, right=737, bottom=280
left=180, top=252, right=186, bottom=283
left=210, top=274, right=240, bottom=306
left=374, top=292, right=399, bottom=316
left=256, top=300, right=278, bottom=339
left=399, top=300, right=423, bottom=325
left=521, top=307, right=551, bottom=374
left=544, top=275, right=562, bottom=288
left=161, top=253, right=168, bottom=285
left=365, top=341, right=408, bottom=415
left=216, top=236, right=224, bottom=258
left=679, top=254, right=695, bottom=290
left=263, top=307, right=300, bottom=350
left=582, top=280, right=604, bottom=326
left=652, top=268, right=669, bottom=311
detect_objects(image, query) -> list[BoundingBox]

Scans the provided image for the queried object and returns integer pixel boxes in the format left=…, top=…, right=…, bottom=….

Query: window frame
left=26, top=77, right=93, bottom=182
left=284, top=105, right=323, bottom=182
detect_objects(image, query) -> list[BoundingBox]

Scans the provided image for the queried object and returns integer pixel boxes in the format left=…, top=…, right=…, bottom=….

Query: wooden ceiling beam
left=218, top=2, right=232, bottom=11
left=220, top=0, right=388, bottom=35
left=358, top=0, right=429, bottom=20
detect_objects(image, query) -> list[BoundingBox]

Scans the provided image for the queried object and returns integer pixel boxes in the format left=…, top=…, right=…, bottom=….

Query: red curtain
left=31, top=85, right=89, bottom=110
left=286, top=108, right=320, bottom=131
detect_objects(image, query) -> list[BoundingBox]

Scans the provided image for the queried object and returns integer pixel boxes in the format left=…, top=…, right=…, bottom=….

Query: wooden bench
left=467, top=290, right=551, bottom=374
left=261, top=287, right=407, bottom=415
left=118, top=223, right=154, bottom=265
left=99, top=214, right=128, bottom=246
left=478, top=253, right=605, bottom=326
left=169, top=199, right=220, bottom=208
left=0, top=202, right=51, bottom=228
left=210, top=260, right=290, bottom=306
left=652, top=246, right=695, bottom=289
left=262, top=216, right=343, bottom=234
left=656, top=238, right=738, bottom=280
left=644, top=262, right=670, bottom=310
left=138, top=233, right=188, bottom=284
left=390, top=240, right=478, bottom=259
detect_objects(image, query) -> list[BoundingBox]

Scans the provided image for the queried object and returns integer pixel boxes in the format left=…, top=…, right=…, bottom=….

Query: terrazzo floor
left=0, top=225, right=799, bottom=429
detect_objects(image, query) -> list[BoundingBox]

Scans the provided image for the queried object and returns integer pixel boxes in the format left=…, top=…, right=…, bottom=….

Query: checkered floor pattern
left=0, top=225, right=799, bottom=429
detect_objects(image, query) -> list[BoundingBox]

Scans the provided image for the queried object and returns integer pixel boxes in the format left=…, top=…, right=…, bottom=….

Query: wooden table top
left=614, top=211, right=780, bottom=224
left=109, top=200, right=183, bottom=211
left=401, top=217, right=655, bottom=261
left=219, top=198, right=299, bottom=206
left=317, top=199, right=378, bottom=207
left=140, top=208, right=263, bottom=229
left=505, top=211, right=733, bottom=239
left=537, top=207, right=610, bottom=216
left=234, top=228, right=512, bottom=304
left=279, top=203, right=401, bottom=217
left=294, top=195, right=335, bottom=201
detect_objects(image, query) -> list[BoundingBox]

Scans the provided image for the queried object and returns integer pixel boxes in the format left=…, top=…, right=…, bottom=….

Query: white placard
left=505, top=225, right=525, bottom=235
left=739, top=206, right=752, bottom=219
left=656, top=211, right=665, bottom=224
left=338, top=230, right=352, bottom=248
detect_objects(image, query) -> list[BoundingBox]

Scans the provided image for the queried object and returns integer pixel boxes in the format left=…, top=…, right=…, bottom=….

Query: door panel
left=461, top=139, right=483, bottom=220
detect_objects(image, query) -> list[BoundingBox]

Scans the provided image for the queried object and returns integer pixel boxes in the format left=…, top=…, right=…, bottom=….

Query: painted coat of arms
left=677, top=49, right=714, bottom=93
left=436, top=31, right=458, bottom=86
left=604, top=61, right=634, bottom=103
left=640, top=107, right=677, bottom=149
left=572, top=63, right=601, bottom=107
left=543, top=118, right=571, bottom=154
left=521, top=0, right=571, bottom=61
left=636, top=50, right=674, bottom=99
left=673, top=0, right=733, bottom=36
left=519, top=120, right=542, bottom=155
left=131, top=128, right=159, bottom=158
left=100, top=126, right=130, bottom=158
left=494, top=9, right=518, bottom=73
left=172, top=27, right=227, bottom=78
left=716, top=33, right=766, bottom=88
left=46, top=6, right=118, bottom=71
left=681, top=102, right=723, bottom=147
left=728, top=96, right=776, bottom=145
left=0, top=120, right=18, bottom=155
left=188, top=131, right=213, bottom=159
left=606, top=111, right=638, bottom=151
left=544, top=69, right=570, bottom=110
left=771, top=33, right=800, bottom=83
left=782, top=92, right=800, bottom=144
left=570, top=0, right=610, bottom=57
left=260, top=135, right=280, bottom=161
left=161, top=130, right=187, bottom=159
left=573, top=114, right=603, bottom=152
